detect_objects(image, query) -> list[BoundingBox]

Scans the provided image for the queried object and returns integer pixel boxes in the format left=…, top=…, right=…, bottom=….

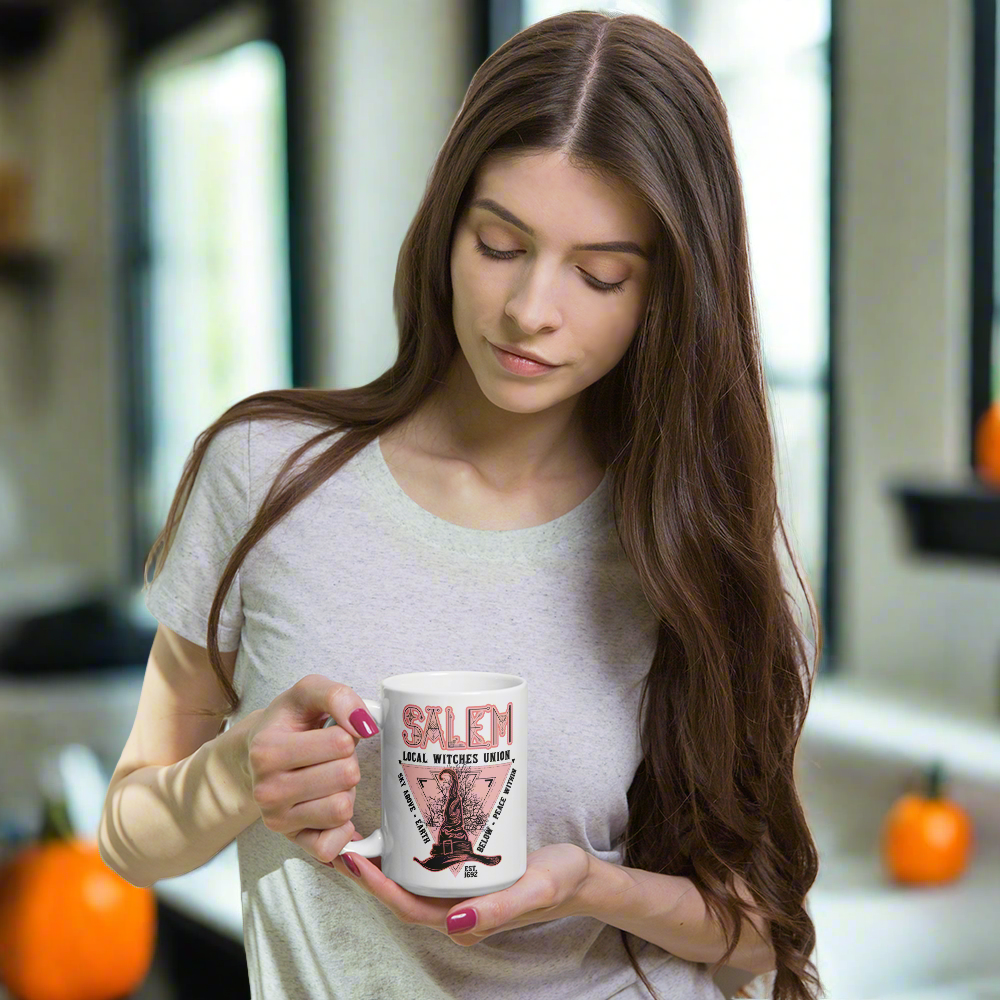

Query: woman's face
left=449, top=149, right=656, bottom=416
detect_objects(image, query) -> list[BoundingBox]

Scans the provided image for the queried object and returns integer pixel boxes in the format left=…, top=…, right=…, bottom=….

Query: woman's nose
left=504, top=264, right=563, bottom=335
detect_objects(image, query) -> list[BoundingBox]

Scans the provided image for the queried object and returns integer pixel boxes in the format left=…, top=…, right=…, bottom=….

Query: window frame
left=114, top=0, right=309, bottom=580
left=971, top=0, right=996, bottom=453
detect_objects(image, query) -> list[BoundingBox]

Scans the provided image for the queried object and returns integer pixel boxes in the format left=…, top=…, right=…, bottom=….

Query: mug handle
left=322, top=698, right=384, bottom=858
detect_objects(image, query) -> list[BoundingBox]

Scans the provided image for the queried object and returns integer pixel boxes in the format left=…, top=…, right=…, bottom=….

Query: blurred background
left=0, top=0, right=999, bottom=998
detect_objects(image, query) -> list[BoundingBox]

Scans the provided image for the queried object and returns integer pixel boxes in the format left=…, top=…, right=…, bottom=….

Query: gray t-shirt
left=145, top=416, right=725, bottom=1000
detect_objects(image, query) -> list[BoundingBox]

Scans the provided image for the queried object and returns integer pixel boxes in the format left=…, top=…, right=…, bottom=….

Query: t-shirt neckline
left=355, top=435, right=613, bottom=560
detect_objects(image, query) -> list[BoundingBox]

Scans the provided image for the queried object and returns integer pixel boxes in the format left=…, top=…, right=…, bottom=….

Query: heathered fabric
left=144, top=416, right=726, bottom=1000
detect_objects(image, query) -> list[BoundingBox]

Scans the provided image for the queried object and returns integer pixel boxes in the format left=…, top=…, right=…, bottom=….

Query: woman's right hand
left=244, top=673, right=380, bottom=865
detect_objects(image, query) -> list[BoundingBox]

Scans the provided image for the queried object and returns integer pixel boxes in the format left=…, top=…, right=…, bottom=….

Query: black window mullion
left=972, top=0, right=996, bottom=456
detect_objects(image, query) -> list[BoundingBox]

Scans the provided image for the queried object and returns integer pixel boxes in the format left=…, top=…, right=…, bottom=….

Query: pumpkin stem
left=38, top=794, right=74, bottom=843
left=925, top=760, right=944, bottom=799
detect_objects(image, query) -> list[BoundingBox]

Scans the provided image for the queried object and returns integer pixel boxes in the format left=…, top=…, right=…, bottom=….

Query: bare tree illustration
left=425, top=767, right=490, bottom=833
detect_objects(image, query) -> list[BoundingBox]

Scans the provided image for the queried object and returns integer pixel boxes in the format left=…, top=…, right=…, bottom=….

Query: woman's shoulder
left=248, top=415, right=348, bottom=462
left=200, top=415, right=347, bottom=482
left=246, top=416, right=359, bottom=505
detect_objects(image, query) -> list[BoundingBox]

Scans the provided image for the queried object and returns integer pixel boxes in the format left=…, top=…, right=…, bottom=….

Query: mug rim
left=380, top=670, right=525, bottom=695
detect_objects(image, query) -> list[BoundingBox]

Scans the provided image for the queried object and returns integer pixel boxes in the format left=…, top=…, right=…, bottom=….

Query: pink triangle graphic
left=399, top=761, right=513, bottom=877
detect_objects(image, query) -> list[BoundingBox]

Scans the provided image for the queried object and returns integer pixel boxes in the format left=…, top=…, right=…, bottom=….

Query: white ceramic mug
left=324, top=671, right=527, bottom=897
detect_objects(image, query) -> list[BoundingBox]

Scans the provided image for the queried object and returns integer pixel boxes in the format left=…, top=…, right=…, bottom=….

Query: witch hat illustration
left=414, top=768, right=502, bottom=871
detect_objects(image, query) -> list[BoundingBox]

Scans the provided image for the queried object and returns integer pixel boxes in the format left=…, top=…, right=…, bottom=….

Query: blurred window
left=142, top=39, right=291, bottom=537
left=522, top=0, right=833, bottom=659
left=122, top=4, right=294, bottom=572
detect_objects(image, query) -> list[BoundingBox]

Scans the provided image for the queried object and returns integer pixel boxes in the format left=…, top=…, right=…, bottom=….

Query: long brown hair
left=145, top=11, right=821, bottom=999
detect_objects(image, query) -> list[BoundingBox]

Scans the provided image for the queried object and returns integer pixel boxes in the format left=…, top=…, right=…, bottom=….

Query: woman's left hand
left=328, top=843, right=593, bottom=945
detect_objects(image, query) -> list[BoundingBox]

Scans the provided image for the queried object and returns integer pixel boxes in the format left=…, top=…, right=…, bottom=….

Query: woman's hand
left=245, top=674, right=380, bottom=865
left=328, top=843, right=592, bottom=944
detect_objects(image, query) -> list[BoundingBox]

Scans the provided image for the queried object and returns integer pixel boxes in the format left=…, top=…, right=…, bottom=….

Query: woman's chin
left=475, top=380, right=572, bottom=416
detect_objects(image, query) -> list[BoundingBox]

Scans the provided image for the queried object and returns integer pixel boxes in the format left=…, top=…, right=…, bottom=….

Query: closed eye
left=474, top=237, right=626, bottom=295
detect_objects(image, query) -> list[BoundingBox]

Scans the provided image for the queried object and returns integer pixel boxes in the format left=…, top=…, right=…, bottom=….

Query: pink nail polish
left=343, top=853, right=360, bottom=877
left=349, top=707, right=379, bottom=738
left=447, top=909, right=477, bottom=934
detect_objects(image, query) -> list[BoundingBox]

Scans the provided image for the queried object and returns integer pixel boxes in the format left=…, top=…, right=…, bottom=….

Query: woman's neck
left=399, top=353, right=601, bottom=491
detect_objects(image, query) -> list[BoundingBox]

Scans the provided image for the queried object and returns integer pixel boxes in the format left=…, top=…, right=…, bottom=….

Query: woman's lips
left=489, top=342, right=561, bottom=376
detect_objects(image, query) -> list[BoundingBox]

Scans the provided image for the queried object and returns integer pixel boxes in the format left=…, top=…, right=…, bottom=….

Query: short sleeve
left=144, top=419, right=250, bottom=651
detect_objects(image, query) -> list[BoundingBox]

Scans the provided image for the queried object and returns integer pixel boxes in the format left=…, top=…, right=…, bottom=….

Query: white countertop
left=4, top=666, right=1000, bottom=989
left=803, top=676, right=1000, bottom=787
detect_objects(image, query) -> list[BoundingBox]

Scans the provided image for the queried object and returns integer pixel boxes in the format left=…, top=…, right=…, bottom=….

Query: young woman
left=100, top=10, right=821, bottom=1000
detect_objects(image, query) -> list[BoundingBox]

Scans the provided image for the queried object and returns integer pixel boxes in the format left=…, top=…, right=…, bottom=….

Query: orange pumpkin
left=0, top=796, right=157, bottom=1000
left=881, top=762, right=973, bottom=885
left=975, top=401, right=1000, bottom=488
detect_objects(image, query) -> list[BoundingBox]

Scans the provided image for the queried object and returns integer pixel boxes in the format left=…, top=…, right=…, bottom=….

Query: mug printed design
left=399, top=761, right=518, bottom=876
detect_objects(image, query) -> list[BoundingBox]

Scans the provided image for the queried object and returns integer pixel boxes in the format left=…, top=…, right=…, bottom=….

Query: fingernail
left=349, top=707, right=379, bottom=738
left=447, top=909, right=477, bottom=934
left=343, top=853, right=360, bottom=877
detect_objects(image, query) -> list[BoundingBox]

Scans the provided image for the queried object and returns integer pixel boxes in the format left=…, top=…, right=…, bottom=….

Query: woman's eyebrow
left=470, top=197, right=650, bottom=260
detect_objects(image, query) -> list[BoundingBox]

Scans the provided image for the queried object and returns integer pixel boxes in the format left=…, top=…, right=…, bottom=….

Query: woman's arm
left=98, top=625, right=261, bottom=888
left=577, top=856, right=776, bottom=976
left=99, top=713, right=262, bottom=888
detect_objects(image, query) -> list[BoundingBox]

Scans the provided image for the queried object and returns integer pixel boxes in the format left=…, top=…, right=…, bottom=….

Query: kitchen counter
left=4, top=667, right=1000, bottom=997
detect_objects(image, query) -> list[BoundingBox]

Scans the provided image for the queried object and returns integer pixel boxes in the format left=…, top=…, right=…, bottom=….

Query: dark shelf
left=0, top=591, right=155, bottom=677
left=892, top=478, right=1000, bottom=564
left=0, top=245, right=55, bottom=288
left=0, top=1, right=59, bottom=65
